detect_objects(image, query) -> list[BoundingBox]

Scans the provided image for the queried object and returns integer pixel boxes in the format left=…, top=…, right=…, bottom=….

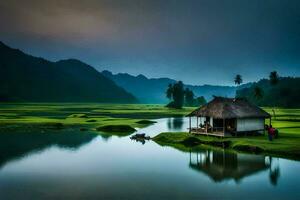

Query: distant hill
left=0, top=41, right=137, bottom=103
left=236, top=77, right=300, bottom=108
left=102, top=70, right=248, bottom=103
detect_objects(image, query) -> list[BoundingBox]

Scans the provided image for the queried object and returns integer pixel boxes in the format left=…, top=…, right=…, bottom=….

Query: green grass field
left=0, top=104, right=299, bottom=159
left=0, top=103, right=194, bottom=136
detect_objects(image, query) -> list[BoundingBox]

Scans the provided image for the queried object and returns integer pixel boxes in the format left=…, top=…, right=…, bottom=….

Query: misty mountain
left=0, top=41, right=137, bottom=103
left=102, top=70, right=249, bottom=104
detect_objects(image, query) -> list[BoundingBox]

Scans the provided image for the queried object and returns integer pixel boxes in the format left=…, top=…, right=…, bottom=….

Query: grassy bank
left=153, top=108, right=300, bottom=160
left=0, top=103, right=194, bottom=136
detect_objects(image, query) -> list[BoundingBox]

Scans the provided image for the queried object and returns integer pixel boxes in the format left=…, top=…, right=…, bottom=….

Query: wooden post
left=263, top=118, right=266, bottom=135
left=196, top=117, right=199, bottom=132
left=269, top=117, right=272, bottom=126
left=205, top=118, right=208, bottom=133
left=189, top=116, right=191, bottom=133
left=189, top=149, right=191, bottom=164
left=223, top=118, right=225, bottom=136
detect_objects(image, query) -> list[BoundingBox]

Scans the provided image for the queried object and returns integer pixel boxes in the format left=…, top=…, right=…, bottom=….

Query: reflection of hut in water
left=189, top=150, right=271, bottom=182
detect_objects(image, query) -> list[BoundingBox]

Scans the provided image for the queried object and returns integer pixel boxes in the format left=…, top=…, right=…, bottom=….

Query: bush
left=96, top=125, right=136, bottom=133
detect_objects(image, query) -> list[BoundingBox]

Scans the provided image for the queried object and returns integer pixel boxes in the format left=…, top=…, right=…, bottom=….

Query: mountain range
left=0, top=41, right=252, bottom=104
left=0, top=41, right=136, bottom=103
left=0, top=41, right=299, bottom=107
left=102, top=70, right=251, bottom=103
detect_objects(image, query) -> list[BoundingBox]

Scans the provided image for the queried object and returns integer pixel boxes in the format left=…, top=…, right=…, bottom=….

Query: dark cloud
left=0, top=0, right=299, bottom=85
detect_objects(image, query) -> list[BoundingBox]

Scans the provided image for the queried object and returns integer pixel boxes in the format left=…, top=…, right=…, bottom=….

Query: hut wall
left=236, top=118, right=264, bottom=132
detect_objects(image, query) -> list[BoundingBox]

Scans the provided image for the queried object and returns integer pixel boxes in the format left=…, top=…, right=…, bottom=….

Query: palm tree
left=269, top=71, right=279, bottom=118
left=234, top=74, right=243, bottom=85
left=254, top=86, right=263, bottom=100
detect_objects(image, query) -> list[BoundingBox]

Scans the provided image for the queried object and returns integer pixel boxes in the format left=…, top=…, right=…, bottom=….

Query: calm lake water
left=0, top=118, right=300, bottom=199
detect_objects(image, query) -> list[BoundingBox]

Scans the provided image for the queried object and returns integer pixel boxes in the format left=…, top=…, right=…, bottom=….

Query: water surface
left=0, top=118, right=299, bottom=199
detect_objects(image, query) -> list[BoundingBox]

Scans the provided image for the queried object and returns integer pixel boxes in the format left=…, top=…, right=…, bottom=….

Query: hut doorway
left=212, top=118, right=225, bottom=133
left=213, top=119, right=223, bottom=128
left=225, top=118, right=237, bottom=132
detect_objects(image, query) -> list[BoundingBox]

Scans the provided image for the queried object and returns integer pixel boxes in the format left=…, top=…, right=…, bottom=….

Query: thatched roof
left=188, top=97, right=271, bottom=119
left=189, top=155, right=269, bottom=182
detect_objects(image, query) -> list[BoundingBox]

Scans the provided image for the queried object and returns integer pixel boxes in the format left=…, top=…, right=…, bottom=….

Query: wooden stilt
left=263, top=118, right=266, bottom=135
left=223, top=118, right=225, bottom=137
left=189, top=116, right=191, bottom=133
left=205, top=117, right=208, bottom=135
left=196, top=117, right=199, bottom=133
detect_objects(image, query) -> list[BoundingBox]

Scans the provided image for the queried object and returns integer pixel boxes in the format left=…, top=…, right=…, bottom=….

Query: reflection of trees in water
left=268, top=157, right=280, bottom=186
left=0, top=131, right=97, bottom=169
left=167, top=118, right=172, bottom=129
left=188, top=149, right=279, bottom=185
left=98, top=133, right=112, bottom=141
left=167, top=118, right=184, bottom=130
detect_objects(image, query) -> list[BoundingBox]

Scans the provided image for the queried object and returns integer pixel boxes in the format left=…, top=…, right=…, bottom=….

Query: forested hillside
left=236, top=77, right=300, bottom=107
left=0, top=41, right=137, bottom=103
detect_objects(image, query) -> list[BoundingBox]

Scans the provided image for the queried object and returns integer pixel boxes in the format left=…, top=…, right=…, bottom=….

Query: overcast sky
left=0, top=0, right=299, bottom=85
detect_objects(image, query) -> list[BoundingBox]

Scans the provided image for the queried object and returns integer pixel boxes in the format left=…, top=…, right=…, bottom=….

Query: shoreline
left=153, top=132, right=300, bottom=161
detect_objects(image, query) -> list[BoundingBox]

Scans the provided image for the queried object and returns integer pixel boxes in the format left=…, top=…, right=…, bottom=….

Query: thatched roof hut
left=187, top=97, right=271, bottom=137
left=188, top=97, right=271, bottom=119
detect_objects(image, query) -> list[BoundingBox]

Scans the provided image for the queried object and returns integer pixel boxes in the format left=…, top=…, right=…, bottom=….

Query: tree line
left=165, top=71, right=294, bottom=110
left=166, top=81, right=206, bottom=109
left=235, top=71, right=285, bottom=117
left=234, top=71, right=279, bottom=100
